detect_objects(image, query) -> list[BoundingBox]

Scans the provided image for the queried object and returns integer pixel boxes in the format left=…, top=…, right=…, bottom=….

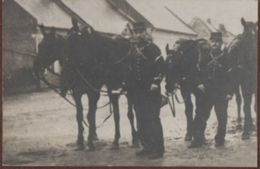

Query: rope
left=167, top=94, right=176, bottom=117
left=96, top=102, right=113, bottom=128
left=174, top=91, right=185, bottom=104
left=75, top=68, right=109, bottom=94
left=40, top=71, right=116, bottom=129
left=41, top=74, right=89, bottom=127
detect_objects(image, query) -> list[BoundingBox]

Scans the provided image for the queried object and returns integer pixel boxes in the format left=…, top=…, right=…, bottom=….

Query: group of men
left=123, top=21, right=234, bottom=158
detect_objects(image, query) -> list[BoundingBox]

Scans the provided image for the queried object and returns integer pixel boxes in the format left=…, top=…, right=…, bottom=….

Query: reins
left=39, top=71, right=114, bottom=129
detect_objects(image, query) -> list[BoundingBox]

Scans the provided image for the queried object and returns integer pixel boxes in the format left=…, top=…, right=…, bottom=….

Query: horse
left=165, top=38, right=211, bottom=141
left=227, top=17, right=257, bottom=139
left=33, top=23, right=139, bottom=150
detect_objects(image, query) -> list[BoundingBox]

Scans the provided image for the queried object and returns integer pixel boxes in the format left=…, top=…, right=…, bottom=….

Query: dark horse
left=34, top=24, right=139, bottom=150
left=165, top=39, right=211, bottom=141
left=227, top=18, right=257, bottom=139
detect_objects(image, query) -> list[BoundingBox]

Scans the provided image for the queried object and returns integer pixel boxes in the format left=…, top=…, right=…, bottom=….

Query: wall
left=3, top=0, right=39, bottom=94
left=152, top=30, right=196, bottom=58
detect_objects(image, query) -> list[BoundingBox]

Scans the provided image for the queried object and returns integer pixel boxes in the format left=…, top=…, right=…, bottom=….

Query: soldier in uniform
left=189, top=32, right=233, bottom=148
left=126, top=22, right=165, bottom=159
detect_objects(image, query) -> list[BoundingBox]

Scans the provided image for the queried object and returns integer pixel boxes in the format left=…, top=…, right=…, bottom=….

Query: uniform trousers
left=132, top=88, right=165, bottom=154
left=193, top=86, right=228, bottom=144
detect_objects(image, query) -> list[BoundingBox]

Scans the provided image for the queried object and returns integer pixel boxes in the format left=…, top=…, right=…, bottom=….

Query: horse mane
left=86, top=30, right=131, bottom=63
left=227, top=34, right=243, bottom=54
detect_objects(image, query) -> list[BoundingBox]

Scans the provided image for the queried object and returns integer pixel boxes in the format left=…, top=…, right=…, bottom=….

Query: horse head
left=165, top=39, right=210, bottom=92
left=241, top=17, right=257, bottom=40
left=228, top=18, right=257, bottom=70
left=33, top=25, right=66, bottom=77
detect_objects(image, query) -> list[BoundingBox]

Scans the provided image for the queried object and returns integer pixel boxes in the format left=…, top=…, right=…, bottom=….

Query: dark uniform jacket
left=197, top=47, right=233, bottom=95
left=127, top=42, right=165, bottom=92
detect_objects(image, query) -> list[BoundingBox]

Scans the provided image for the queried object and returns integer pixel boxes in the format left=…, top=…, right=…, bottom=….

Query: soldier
left=189, top=32, right=233, bottom=148
left=126, top=22, right=165, bottom=159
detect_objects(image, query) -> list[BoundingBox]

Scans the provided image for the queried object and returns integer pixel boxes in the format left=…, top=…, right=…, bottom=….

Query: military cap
left=210, top=32, right=223, bottom=42
left=132, top=22, right=147, bottom=32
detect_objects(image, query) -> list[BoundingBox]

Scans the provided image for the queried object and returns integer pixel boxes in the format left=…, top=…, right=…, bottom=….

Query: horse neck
left=90, top=34, right=131, bottom=64
left=240, top=34, right=256, bottom=56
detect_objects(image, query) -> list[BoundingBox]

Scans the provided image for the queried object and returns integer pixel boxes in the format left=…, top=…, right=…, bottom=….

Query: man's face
left=210, top=39, right=222, bottom=51
left=134, top=29, right=146, bottom=40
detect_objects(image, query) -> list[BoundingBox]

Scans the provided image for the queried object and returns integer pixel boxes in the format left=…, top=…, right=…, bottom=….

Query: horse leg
left=35, top=73, right=41, bottom=91
left=235, top=85, right=242, bottom=123
left=87, top=93, right=100, bottom=150
left=110, top=94, right=121, bottom=149
left=241, top=82, right=254, bottom=139
left=126, top=94, right=139, bottom=147
left=181, top=88, right=193, bottom=141
left=93, top=111, right=98, bottom=141
left=72, top=92, right=85, bottom=150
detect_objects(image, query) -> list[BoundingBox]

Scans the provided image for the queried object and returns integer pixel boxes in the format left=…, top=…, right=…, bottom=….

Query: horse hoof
left=242, top=133, right=250, bottom=140
left=249, top=124, right=256, bottom=131
left=75, top=145, right=85, bottom=151
left=236, top=124, right=243, bottom=130
left=88, top=145, right=95, bottom=151
left=237, top=117, right=242, bottom=123
left=93, top=134, right=99, bottom=141
left=132, top=138, right=139, bottom=148
left=75, top=141, right=85, bottom=151
left=132, top=142, right=139, bottom=148
left=87, top=142, right=95, bottom=151
left=185, top=134, right=192, bottom=141
left=111, top=143, right=119, bottom=150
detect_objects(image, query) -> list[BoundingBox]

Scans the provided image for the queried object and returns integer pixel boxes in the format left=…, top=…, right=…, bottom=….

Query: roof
left=60, top=0, right=128, bottom=34
left=189, top=17, right=212, bottom=38
left=126, top=0, right=196, bottom=35
left=14, top=0, right=72, bottom=29
left=205, top=19, right=219, bottom=32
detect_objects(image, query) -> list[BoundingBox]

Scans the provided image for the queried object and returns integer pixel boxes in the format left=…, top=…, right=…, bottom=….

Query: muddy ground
left=3, top=88, right=257, bottom=167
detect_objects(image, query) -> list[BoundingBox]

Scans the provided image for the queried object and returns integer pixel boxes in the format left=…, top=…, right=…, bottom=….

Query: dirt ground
left=3, top=88, right=258, bottom=167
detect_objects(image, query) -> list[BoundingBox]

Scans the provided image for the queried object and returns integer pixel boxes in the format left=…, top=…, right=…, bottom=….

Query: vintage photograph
left=3, top=0, right=258, bottom=167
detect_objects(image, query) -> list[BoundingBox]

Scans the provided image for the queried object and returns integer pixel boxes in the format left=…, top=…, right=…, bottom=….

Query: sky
left=163, top=0, right=258, bottom=35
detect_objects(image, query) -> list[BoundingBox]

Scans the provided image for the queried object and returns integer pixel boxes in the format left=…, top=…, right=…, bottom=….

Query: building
left=3, top=0, right=72, bottom=94
left=190, top=17, right=234, bottom=45
left=107, top=0, right=197, bottom=56
left=3, top=0, right=197, bottom=93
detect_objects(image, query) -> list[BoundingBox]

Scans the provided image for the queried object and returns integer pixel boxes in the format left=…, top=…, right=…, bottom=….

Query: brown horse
left=34, top=23, right=139, bottom=150
left=227, top=17, right=257, bottom=139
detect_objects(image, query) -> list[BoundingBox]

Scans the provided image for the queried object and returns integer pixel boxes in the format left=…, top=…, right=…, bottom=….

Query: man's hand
left=197, top=84, right=205, bottom=93
left=165, top=90, right=172, bottom=96
left=150, top=83, right=159, bottom=92
left=226, top=94, right=232, bottom=101
left=174, top=83, right=180, bottom=90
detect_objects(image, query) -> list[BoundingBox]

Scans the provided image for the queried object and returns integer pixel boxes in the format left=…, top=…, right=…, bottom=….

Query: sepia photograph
left=2, top=0, right=258, bottom=167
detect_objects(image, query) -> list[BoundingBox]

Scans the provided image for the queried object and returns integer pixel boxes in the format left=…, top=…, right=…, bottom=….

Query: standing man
left=190, top=32, right=233, bottom=148
left=127, top=22, right=165, bottom=159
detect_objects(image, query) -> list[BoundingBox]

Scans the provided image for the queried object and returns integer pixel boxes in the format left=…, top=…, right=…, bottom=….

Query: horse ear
left=50, top=27, right=56, bottom=35
left=39, top=24, right=46, bottom=36
left=166, top=43, right=169, bottom=53
left=71, top=18, right=78, bottom=28
left=87, top=26, right=94, bottom=34
left=241, top=17, right=246, bottom=26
